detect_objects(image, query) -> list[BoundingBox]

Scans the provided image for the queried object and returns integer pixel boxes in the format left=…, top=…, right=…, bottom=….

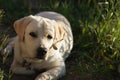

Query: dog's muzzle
left=36, top=47, right=47, bottom=59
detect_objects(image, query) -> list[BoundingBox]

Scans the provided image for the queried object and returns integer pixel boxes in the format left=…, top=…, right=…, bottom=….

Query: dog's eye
left=29, top=32, right=37, bottom=38
left=47, top=35, right=52, bottom=39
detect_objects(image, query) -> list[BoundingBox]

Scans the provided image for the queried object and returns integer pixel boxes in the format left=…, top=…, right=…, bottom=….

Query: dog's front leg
left=1, top=37, right=15, bottom=55
left=11, top=60, right=35, bottom=75
left=35, top=63, right=65, bottom=80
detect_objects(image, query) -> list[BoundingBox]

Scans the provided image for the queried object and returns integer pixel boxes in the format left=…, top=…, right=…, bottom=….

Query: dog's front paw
left=35, top=73, right=50, bottom=80
left=1, top=46, right=12, bottom=55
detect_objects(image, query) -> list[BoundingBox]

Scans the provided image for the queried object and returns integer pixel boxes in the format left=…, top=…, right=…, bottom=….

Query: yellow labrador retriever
left=3, top=11, right=73, bottom=80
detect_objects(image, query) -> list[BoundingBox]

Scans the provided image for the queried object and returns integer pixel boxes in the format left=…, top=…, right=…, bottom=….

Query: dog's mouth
left=23, top=57, right=45, bottom=63
left=36, top=54, right=47, bottom=60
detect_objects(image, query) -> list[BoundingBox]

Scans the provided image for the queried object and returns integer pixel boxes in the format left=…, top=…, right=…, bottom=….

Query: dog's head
left=14, top=15, right=65, bottom=60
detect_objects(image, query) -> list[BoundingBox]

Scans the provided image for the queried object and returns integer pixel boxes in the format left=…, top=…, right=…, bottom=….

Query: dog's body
left=3, top=11, right=73, bottom=80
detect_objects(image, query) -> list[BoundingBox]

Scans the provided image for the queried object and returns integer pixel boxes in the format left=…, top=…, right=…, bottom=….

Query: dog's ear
left=52, top=21, right=66, bottom=50
left=14, top=15, right=33, bottom=41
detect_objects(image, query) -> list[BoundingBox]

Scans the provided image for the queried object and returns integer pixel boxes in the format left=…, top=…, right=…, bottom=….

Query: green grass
left=0, top=0, right=120, bottom=80
left=0, top=31, right=12, bottom=80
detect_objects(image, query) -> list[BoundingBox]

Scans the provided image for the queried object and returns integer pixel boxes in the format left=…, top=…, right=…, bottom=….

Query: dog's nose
left=36, top=47, right=47, bottom=59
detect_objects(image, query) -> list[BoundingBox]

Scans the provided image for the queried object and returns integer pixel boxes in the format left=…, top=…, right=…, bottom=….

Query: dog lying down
left=3, top=11, right=73, bottom=80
